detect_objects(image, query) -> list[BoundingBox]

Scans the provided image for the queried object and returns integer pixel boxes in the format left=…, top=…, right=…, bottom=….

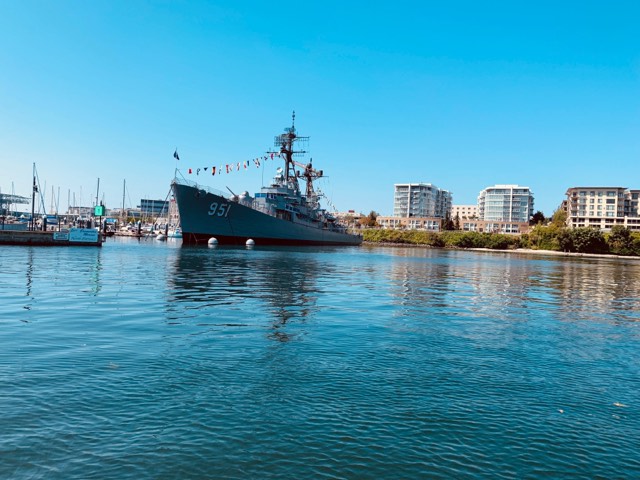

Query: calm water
left=1, top=238, right=639, bottom=479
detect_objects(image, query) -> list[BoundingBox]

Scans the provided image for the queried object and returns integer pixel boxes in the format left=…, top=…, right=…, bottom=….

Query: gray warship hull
left=172, top=181, right=362, bottom=246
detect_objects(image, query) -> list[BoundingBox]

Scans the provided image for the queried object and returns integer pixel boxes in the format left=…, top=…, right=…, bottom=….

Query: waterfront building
left=140, top=198, right=169, bottom=218
left=393, top=183, right=452, bottom=219
left=336, top=209, right=363, bottom=220
left=564, top=187, right=640, bottom=231
left=109, top=207, right=142, bottom=220
left=336, top=210, right=364, bottom=228
left=67, top=206, right=95, bottom=218
left=477, top=185, right=534, bottom=222
left=460, top=219, right=530, bottom=234
left=452, top=204, right=478, bottom=219
left=377, top=216, right=443, bottom=231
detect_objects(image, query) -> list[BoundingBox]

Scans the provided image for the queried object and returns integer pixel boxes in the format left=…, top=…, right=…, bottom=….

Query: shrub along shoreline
left=362, top=225, right=640, bottom=257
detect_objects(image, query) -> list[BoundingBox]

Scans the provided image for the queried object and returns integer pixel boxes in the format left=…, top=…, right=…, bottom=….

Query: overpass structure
left=0, top=193, right=30, bottom=216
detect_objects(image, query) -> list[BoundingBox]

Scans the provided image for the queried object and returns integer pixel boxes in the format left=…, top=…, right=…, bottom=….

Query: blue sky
left=1, top=0, right=638, bottom=217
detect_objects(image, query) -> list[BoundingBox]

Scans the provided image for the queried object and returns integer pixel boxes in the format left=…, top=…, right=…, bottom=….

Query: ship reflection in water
left=167, top=246, right=330, bottom=341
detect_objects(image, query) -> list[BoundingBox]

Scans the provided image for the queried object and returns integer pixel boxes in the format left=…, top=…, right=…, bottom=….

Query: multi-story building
left=460, top=220, right=530, bottom=234
left=564, top=187, right=640, bottom=231
left=67, top=206, right=95, bottom=218
left=393, top=183, right=452, bottom=219
left=336, top=210, right=364, bottom=228
left=451, top=204, right=478, bottom=219
left=377, top=216, right=443, bottom=231
left=139, top=198, right=169, bottom=218
left=477, top=185, right=534, bottom=222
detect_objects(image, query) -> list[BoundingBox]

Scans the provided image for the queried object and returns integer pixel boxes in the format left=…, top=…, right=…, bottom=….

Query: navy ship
left=171, top=115, right=362, bottom=246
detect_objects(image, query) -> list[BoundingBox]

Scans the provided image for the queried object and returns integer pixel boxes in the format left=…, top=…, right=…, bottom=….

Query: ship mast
left=296, top=159, right=323, bottom=209
left=273, top=111, right=309, bottom=194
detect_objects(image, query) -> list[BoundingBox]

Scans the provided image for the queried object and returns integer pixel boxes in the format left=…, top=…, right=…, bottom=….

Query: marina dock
left=0, top=228, right=103, bottom=247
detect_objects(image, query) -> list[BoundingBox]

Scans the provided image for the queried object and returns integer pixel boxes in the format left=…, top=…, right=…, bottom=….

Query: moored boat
left=172, top=115, right=362, bottom=246
left=168, top=228, right=182, bottom=239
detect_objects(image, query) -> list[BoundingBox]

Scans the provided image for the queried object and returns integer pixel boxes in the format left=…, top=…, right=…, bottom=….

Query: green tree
left=442, top=213, right=454, bottom=231
left=551, top=207, right=568, bottom=227
left=607, top=225, right=634, bottom=255
left=556, top=229, right=574, bottom=252
left=633, top=234, right=640, bottom=256
left=571, top=228, right=607, bottom=254
left=527, top=224, right=562, bottom=251
left=453, top=212, right=461, bottom=230
left=360, top=211, right=379, bottom=228
left=530, top=210, right=546, bottom=226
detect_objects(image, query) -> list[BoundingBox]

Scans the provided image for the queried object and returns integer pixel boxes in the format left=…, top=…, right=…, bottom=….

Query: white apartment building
left=377, top=216, right=443, bottom=231
left=393, top=183, right=452, bottom=219
left=452, top=204, right=478, bottom=219
left=477, top=185, right=534, bottom=222
left=564, top=187, right=640, bottom=231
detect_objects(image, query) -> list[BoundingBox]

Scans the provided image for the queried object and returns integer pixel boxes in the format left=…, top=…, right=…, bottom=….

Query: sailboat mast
left=31, top=163, right=36, bottom=231
left=122, top=179, right=126, bottom=222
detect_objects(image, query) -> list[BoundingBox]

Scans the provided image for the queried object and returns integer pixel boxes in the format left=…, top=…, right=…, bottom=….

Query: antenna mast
left=271, top=110, right=309, bottom=193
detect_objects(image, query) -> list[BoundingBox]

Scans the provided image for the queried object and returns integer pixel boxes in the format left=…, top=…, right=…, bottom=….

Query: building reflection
left=550, top=258, right=640, bottom=324
left=385, top=248, right=640, bottom=329
left=386, top=249, right=536, bottom=321
left=386, top=247, right=453, bottom=312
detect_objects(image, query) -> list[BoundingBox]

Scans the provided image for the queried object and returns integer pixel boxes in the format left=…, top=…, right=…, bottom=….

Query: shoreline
left=362, top=241, right=640, bottom=261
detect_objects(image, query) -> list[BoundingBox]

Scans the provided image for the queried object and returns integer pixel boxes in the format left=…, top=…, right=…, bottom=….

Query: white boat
left=168, top=228, right=182, bottom=239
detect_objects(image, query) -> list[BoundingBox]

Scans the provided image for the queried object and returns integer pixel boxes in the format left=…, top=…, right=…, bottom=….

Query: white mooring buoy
left=208, top=237, right=218, bottom=247
left=156, top=234, right=166, bottom=241
left=246, top=238, right=255, bottom=247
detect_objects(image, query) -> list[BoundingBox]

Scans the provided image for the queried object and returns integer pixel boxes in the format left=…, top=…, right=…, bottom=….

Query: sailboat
left=167, top=193, right=182, bottom=238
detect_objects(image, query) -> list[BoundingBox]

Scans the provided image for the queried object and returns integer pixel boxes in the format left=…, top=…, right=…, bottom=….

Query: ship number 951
left=208, top=202, right=230, bottom=217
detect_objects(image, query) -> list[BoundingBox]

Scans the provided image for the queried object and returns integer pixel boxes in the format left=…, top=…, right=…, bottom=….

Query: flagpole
left=173, top=147, right=179, bottom=180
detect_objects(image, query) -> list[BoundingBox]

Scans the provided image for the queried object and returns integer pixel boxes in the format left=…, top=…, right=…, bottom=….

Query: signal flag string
left=176, top=152, right=282, bottom=176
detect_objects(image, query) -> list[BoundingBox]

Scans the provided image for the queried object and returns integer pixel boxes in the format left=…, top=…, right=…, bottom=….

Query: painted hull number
left=208, top=202, right=230, bottom=217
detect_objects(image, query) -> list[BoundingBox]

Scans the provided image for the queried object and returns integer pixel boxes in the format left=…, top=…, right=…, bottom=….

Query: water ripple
left=1, top=241, right=639, bottom=478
